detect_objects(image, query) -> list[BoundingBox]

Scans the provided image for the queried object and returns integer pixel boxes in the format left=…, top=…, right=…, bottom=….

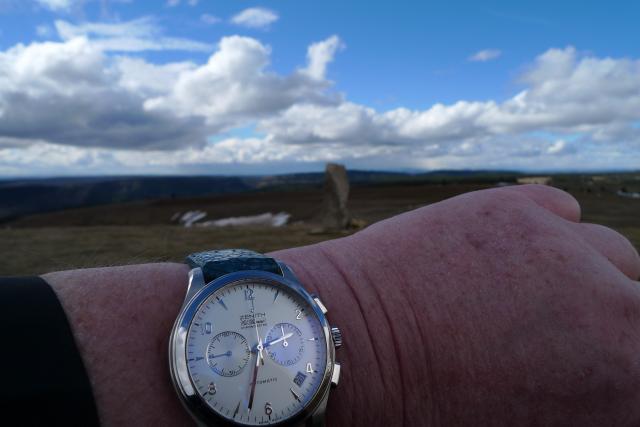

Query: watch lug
left=307, top=386, right=330, bottom=427
left=185, top=267, right=206, bottom=302
left=277, top=261, right=300, bottom=282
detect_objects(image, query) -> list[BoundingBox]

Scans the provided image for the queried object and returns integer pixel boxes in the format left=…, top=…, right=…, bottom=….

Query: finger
left=576, top=222, right=640, bottom=280
left=502, top=184, right=581, bottom=223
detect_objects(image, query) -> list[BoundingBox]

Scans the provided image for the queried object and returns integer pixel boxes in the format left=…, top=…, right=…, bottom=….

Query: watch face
left=184, top=279, right=329, bottom=425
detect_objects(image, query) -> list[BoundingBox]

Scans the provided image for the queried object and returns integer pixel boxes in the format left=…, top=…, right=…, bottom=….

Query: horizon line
left=1, top=167, right=639, bottom=180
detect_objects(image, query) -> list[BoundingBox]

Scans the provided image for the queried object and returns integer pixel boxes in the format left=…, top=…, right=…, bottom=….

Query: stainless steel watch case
left=169, top=262, right=337, bottom=427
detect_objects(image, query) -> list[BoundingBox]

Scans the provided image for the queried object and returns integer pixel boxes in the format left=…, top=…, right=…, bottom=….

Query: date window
left=293, top=371, right=307, bottom=387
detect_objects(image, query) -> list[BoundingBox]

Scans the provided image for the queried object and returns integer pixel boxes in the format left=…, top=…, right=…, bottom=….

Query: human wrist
left=270, top=237, right=414, bottom=426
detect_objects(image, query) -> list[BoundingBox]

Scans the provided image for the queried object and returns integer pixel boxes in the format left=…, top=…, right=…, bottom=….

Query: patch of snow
left=179, top=210, right=207, bottom=227
left=617, top=190, right=640, bottom=199
left=199, top=212, right=290, bottom=228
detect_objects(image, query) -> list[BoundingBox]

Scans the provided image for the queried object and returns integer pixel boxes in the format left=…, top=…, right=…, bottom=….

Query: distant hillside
left=0, top=176, right=254, bottom=222
left=0, top=170, right=523, bottom=222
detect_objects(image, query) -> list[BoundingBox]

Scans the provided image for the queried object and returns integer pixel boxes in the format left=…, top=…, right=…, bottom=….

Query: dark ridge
left=0, top=176, right=252, bottom=222
left=4, top=169, right=635, bottom=223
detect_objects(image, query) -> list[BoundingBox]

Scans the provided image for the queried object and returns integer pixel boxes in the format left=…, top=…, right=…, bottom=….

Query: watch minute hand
left=247, top=347, right=260, bottom=411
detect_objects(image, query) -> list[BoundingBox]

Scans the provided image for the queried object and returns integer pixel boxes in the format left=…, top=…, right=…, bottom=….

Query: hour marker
left=265, top=402, right=273, bottom=417
left=290, top=388, right=301, bottom=402
left=195, top=356, right=204, bottom=362
left=273, top=289, right=280, bottom=303
left=295, top=309, right=304, bottom=320
left=244, top=288, right=254, bottom=301
left=233, top=400, right=241, bottom=418
left=306, top=362, right=314, bottom=373
left=217, top=297, right=228, bottom=310
left=307, top=337, right=318, bottom=341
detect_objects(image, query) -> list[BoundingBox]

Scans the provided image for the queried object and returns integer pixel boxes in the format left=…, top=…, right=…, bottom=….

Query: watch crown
left=331, top=327, right=342, bottom=348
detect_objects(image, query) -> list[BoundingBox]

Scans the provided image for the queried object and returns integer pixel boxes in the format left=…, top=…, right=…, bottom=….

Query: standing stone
left=320, top=163, right=351, bottom=230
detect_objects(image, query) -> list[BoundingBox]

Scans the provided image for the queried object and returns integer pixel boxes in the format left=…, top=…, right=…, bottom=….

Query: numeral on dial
left=295, top=309, right=304, bottom=320
left=265, top=402, right=272, bottom=416
left=207, top=382, right=217, bottom=395
left=202, top=322, right=212, bottom=335
left=244, top=288, right=254, bottom=301
left=306, top=362, right=314, bottom=373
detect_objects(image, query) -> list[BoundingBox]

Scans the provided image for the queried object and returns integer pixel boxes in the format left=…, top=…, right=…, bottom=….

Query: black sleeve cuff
left=0, top=276, right=100, bottom=426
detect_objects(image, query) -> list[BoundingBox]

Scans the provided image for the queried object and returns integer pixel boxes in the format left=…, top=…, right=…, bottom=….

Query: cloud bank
left=1, top=18, right=639, bottom=175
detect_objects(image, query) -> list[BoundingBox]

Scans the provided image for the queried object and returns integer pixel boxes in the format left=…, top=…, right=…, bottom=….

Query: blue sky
left=0, top=0, right=639, bottom=175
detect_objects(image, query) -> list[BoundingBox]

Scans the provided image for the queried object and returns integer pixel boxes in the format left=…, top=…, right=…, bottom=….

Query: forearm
left=44, top=263, right=193, bottom=426
left=43, top=241, right=415, bottom=426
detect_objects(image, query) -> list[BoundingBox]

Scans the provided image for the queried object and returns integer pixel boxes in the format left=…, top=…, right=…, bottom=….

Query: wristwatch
left=169, top=249, right=342, bottom=426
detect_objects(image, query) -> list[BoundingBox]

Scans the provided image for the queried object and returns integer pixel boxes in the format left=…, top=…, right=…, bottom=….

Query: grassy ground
left=1, top=182, right=638, bottom=276
left=0, top=225, right=349, bottom=275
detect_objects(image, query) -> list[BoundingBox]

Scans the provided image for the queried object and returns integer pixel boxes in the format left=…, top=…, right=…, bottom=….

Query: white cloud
left=144, top=35, right=342, bottom=132
left=0, top=136, right=404, bottom=176
left=36, top=24, right=53, bottom=37
left=0, top=37, right=208, bottom=150
left=35, top=0, right=75, bottom=11
left=200, top=14, right=221, bottom=25
left=54, top=18, right=213, bottom=52
left=55, top=18, right=154, bottom=39
left=258, top=102, right=392, bottom=146
left=546, top=139, right=572, bottom=154
left=114, top=56, right=196, bottom=96
left=231, top=7, right=278, bottom=29
left=469, top=49, right=502, bottom=62
left=0, top=34, right=342, bottom=153
left=166, top=0, right=198, bottom=6
left=302, top=35, right=343, bottom=80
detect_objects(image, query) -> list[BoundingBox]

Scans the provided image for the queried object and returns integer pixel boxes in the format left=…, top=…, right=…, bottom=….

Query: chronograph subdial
left=265, top=322, right=304, bottom=366
left=206, top=331, right=251, bottom=377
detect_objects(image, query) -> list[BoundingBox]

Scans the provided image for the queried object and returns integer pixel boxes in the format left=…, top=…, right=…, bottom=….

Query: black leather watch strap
left=186, top=249, right=282, bottom=283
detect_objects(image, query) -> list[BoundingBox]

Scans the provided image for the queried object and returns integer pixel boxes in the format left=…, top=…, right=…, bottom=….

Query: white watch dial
left=185, top=281, right=328, bottom=425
